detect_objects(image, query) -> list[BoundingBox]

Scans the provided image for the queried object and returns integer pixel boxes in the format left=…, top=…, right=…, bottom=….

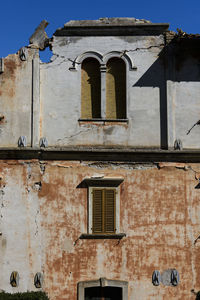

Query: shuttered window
left=92, top=189, right=116, bottom=234
left=81, top=58, right=101, bottom=119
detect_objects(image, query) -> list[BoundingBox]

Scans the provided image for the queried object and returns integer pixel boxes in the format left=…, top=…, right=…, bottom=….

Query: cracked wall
left=0, top=160, right=42, bottom=293
left=1, top=26, right=200, bottom=150
left=1, top=18, right=200, bottom=300
left=1, top=23, right=200, bottom=150
left=0, top=160, right=200, bottom=299
left=0, top=48, right=40, bottom=147
left=40, top=35, right=164, bottom=148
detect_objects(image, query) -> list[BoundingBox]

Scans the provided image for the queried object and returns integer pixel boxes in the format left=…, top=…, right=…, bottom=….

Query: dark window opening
left=85, top=286, right=122, bottom=300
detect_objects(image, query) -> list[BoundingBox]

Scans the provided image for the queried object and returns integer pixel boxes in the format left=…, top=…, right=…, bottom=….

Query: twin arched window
left=81, top=57, right=126, bottom=120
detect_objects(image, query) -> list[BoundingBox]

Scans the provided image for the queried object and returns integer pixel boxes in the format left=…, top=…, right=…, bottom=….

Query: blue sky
left=0, top=0, right=200, bottom=61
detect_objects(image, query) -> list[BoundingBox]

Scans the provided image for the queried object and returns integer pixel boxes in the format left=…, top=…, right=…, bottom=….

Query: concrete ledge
left=54, top=24, right=169, bottom=36
left=0, top=148, right=200, bottom=162
left=80, top=233, right=126, bottom=239
left=78, top=118, right=129, bottom=123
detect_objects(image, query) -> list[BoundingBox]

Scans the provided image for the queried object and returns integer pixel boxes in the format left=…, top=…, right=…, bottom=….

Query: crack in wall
left=44, top=43, right=165, bottom=69
left=35, top=209, right=39, bottom=236
left=0, top=188, right=5, bottom=219
left=81, top=161, right=157, bottom=170
left=56, top=128, right=92, bottom=144
left=121, top=44, right=165, bottom=55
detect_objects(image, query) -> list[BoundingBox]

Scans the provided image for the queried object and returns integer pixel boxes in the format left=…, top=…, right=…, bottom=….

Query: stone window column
left=100, top=64, right=107, bottom=119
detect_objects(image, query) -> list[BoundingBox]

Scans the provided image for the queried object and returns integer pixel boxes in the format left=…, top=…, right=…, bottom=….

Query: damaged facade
left=0, top=17, right=200, bottom=299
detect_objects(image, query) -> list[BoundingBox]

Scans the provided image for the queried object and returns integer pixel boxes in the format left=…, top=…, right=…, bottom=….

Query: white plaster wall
left=0, top=163, right=42, bottom=292
left=40, top=35, right=164, bottom=148
left=0, top=49, right=36, bottom=148
left=167, top=58, right=200, bottom=149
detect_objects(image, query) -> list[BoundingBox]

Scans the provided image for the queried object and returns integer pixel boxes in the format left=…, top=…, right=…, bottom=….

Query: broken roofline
left=53, top=17, right=169, bottom=36
left=28, top=18, right=200, bottom=51
left=28, top=18, right=169, bottom=51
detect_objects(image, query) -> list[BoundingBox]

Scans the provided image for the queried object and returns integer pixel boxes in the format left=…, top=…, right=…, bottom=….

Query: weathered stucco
left=1, top=20, right=200, bottom=150
left=0, top=160, right=200, bottom=299
left=40, top=34, right=163, bottom=148
left=0, top=48, right=39, bottom=147
left=1, top=17, right=200, bottom=300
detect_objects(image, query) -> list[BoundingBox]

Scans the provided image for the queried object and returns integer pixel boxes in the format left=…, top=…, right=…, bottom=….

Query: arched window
left=106, top=58, right=126, bottom=119
left=81, top=58, right=101, bottom=119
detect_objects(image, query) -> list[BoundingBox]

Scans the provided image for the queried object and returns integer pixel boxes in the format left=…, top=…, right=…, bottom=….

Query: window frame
left=81, top=57, right=101, bottom=119
left=78, top=278, right=128, bottom=300
left=75, top=51, right=137, bottom=122
left=105, top=57, right=127, bottom=120
left=88, top=185, right=120, bottom=235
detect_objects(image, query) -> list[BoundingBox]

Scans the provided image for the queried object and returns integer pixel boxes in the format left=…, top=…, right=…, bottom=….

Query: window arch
left=81, top=58, right=101, bottom=119
left=106, top=57, right=126, bottom=119
left=79, top=52, right=132, bottom=121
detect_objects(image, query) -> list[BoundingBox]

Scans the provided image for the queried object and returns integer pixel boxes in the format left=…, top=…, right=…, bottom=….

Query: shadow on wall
left=134, top=37, right=200, bottom=150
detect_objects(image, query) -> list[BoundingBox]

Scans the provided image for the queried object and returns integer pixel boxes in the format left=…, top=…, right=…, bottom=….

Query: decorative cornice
left=54, top=24, right=169, bottom=37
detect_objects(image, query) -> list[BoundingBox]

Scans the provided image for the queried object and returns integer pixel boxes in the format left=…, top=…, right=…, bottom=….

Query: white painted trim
left=76, top=51, right=103, bottom=67
left=103, top=51, right=137, bottom=71
left=78, top=50, right=136, bottom=120
left=78, top=278, right=128, bottom=300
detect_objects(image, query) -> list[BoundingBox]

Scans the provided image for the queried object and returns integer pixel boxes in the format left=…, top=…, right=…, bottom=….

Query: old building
left=0, top=17, right=200, bottom=299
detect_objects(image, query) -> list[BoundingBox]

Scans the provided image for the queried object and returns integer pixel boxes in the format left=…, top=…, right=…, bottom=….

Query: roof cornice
left=54, top=23, right=169, bottom=37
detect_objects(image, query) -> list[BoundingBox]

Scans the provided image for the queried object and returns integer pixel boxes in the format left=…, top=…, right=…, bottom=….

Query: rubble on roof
left=54, top=17, right=169, bottom=36
left=64, top=17, right=152, bottom=27
left=176, top=28, right=200, bottom=39
left=165, top=28, right=200, bottom=44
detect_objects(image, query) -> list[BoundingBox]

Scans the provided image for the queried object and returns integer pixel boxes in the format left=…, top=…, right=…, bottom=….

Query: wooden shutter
left=104, top=189, right=115, bottom=233
left=92, top=189, right=103, bottom=233
left=92, top=189, right=116, bottom=234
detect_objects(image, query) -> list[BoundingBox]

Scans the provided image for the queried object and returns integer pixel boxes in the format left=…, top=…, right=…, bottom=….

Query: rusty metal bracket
left=10, top=271, right=19, bottom=287
left=34, top=272, right=43, bottom=288
left=152, top=270, right=161, bottom=286
left=19, top=47, right=28, bottom=61
left=39, top=137, right=48, bottom=148
left=18, top=136, right=27, bottom=147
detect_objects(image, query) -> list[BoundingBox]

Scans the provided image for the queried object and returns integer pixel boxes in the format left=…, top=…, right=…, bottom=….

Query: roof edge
left=54, top=23, right=169, bottom=37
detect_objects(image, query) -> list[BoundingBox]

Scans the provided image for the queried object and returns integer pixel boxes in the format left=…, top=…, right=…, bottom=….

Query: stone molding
left=78, top=277, right=128, bottom=300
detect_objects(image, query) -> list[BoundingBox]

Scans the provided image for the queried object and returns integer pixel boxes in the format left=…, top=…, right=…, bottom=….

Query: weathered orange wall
left=38, top=161, right=200, bottom=299
left=1, top=160, right=200, bottom=299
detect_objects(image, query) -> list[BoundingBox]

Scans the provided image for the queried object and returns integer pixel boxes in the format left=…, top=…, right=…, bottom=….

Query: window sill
left=78, top=118, right=128, bottom=123
left=79, top=233, right=126, bottom=239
